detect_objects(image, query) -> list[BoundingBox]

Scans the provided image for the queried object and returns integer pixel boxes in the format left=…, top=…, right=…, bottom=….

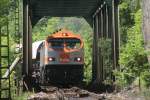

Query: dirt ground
left=27, top=86, right=150, bottom=100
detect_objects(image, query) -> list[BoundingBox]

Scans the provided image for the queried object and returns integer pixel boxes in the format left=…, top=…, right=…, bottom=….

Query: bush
left=141, top=71, right=150, bottom=87
left=115, top=9, right=150, bottom=88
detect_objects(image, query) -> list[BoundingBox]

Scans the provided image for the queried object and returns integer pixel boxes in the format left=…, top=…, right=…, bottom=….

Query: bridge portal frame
left=22, top=0, right=120, bottom=85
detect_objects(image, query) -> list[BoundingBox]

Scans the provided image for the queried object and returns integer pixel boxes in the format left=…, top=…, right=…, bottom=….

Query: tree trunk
left=139, top=73, right=141, bottom=91
left=142, top=0, right=150, bottom=63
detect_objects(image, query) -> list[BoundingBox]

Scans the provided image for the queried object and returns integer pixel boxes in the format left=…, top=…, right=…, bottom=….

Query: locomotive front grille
left=44, top=64, right=84, bottom=84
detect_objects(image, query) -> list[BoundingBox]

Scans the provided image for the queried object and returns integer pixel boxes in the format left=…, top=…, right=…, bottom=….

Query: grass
left=12, top=92, right=33, bottom=100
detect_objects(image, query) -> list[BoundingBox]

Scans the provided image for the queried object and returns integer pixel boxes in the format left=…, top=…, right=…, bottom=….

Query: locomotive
left=32, top=29, right=84, bottom=85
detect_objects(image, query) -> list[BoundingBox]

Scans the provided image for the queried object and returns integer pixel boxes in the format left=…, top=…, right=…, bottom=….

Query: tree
left=114, top=0, right=150, bottom=89
left=142, top=0, right=150, bottom=63
left=0, top=0, right=10, bottom=26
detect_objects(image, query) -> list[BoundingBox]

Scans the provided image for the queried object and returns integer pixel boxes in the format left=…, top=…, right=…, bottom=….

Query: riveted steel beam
left=114, top=0, right=120, bottom=71
left=98, top=9, right=103, bottom=82
left=23, top=0, right=29, bottom=76
left=92, top=17, right=97, bottom=81
left=95, top=14, right=101, bottom=82
left=106, top=5, right=109, bottom=38
left=28, top=16, right=32, bottom=76
left=109, top=0, right=116, bottom=81
left=93, top=1, right=106, bottom=18
left=100, top=8, right=104, bottom=82
left=23, top=0, right=32, bottom=76
left=103, top=6, right=107, bottom=38
left=107, top=0, right=120, bottom=81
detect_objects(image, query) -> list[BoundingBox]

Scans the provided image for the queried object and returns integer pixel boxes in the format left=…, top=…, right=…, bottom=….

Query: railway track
left=28, top=86, right=106, bottom=100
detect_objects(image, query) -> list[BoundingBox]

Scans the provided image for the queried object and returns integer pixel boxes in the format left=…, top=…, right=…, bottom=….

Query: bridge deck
left=30, top=0, right=103, bottom=25
left=31, top=0, right=100, bottom=17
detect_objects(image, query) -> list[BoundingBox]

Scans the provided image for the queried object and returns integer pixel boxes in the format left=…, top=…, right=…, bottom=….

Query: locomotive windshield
left=65, top=39, right=81, bottom=49
left=48, top=38, right=81, bottom=49
left=48, top=39, right=64, bottom=49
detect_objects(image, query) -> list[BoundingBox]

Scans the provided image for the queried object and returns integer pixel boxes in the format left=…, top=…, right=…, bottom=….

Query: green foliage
left=141, top=71, right=150, bottom=87
left=0, top=0, right=10, bottom=16
left=13, top=92, right=33, bottom=100
left=119, top=9, right=144, bottom=85
left=83, top=32, right=92, bottom=83
left=119, top=0, right=141, bottom=45
left=0, top=0, right=23, bottom=98
left=98, top=38, right=113, bottom=85
left=99, top=38, right=112, bottom=55
left=0, top=0, right=10, bottom=27
left=115, top=4, right=150, bottom=88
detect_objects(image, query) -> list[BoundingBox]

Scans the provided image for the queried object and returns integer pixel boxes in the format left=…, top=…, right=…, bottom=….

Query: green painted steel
left=30, top=0, right=105, bottom=25
left=31, top=0, right=101, bottom=16
left=0, top=0, right=20, bottom=99
left=92, top=0, right=120, bottom=83
left=0, top=19, right=11, bottom=100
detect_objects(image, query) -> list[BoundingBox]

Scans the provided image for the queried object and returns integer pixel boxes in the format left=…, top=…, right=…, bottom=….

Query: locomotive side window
left=65, top=39, right=81, bottom=49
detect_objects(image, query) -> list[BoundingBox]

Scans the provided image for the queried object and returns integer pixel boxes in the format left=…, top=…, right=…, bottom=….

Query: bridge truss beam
left=23, top=0, right=32, bottom=89
left=92, top=0, right=120, bottom=84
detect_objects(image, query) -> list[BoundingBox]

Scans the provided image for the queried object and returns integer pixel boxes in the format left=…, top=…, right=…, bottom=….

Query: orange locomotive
left=32, top=29, right=84, bottom=85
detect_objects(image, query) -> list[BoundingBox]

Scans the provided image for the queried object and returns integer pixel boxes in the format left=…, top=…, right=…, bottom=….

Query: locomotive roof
left=47, top=29, right=81, bottom=40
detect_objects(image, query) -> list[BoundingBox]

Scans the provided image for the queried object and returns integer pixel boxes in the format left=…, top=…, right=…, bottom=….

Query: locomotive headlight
left=62, top=33, right=68, bottom=36
left=48, top=57, right=55, bottom=61
left=75, top=57, right=82, bottom=62
left=77, top=57, right=81, bottom=61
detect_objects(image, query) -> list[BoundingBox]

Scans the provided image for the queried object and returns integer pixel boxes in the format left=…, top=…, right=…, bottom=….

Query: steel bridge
left=23, top=0, right=119, bottom=83
left=0, top=0, right=119, bottom=99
